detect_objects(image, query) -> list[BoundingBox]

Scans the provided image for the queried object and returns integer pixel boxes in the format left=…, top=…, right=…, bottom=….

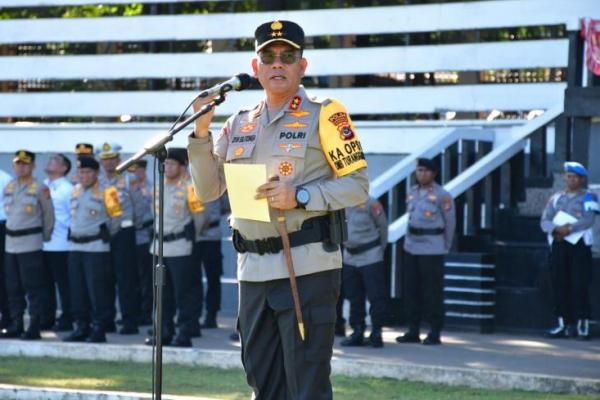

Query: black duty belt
left=157, top=222, right=194, bottom=243
left=345, top=238, right=381, bottom=255
left=69, top=224, right=109, bottom=244
left=408, top=226, right=444, bottom=236
left=140, top=220, right=154, bottom=230
left=69, top=232, right=104, bottom=244
left=6, top=226, right=42, bottom=237
left=233, top=215, right=329, bottom=255
left=162, top=230, right=187, bottom=242
left=208, top=220, right=220, bottom=229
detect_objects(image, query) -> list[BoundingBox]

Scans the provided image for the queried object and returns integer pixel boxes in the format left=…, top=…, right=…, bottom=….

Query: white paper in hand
left=552, top=211, right=584, bottom=245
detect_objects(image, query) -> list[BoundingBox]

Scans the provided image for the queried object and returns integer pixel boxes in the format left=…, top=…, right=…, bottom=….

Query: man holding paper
left=540, top=162, right=599, bottom=340
left=188, top=20, right=368, bottom=400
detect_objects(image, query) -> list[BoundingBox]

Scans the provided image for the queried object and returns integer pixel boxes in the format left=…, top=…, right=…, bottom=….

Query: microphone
left=197, top=73, right=252, bottom=99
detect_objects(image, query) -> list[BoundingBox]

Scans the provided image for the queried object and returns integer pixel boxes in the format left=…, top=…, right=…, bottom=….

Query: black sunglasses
left=258, top=51, right=301, bottom=65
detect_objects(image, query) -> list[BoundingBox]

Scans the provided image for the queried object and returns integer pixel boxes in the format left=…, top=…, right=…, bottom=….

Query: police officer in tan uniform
left=98, top=143, right=141, bottom=334
left=129, top=160, right=154, bottom=325
left=340, top=197, right=388, bottom=348
left=71, top=143, right=94, bottom=185
left=396, top=158, right=455, bottom=346
left=63, top=157, right=120, bottom=343
left=188, top=20, right=368, bottom=399
left=145, top=148, right=204, bottom=347
left=540, top=162, right=598, bottom=340
left=0, top=150, right=54, bottom=340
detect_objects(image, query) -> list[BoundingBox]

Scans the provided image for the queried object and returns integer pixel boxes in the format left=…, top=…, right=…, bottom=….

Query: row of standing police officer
left=0, top=144, right=224, bottom=344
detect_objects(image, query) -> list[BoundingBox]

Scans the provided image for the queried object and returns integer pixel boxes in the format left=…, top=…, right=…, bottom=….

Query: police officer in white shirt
left=43, top=154, right=75, bottom=331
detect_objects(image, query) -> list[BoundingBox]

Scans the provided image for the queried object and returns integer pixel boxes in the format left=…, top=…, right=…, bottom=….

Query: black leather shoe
left=334, top=323, right=346, bottom=337
left=188, top=325, right=202, bottom=338
left=422, top=333, right=442, bottom=345
left=396, top=332, right=421, bottom=344
left=170, top=334, right=192, bottom=348
left=118, top=324, right=139, bottom=335
left=340, top=331, right=365, bottom=347
left=52, top=320, right=73, bottom=332
left=367, top=331, right=384, bottom=348
left=229, top=332, right=240, bottom=342
left=0, top=323, right=24, bottom=339
left=201, top=317, right=218, bottom=329
left=144, top=335, right=173, bottom=346
left=62, top=326, right=90, bottom=342
left=39, top=319, right=55, bottom=330
left=21, top=323, right=41, bottom=340
left=104, top=321, right=117, bottom=333
left=0, top=316, right=11, bottom=330
left=86, top=326, right=106, bottom=343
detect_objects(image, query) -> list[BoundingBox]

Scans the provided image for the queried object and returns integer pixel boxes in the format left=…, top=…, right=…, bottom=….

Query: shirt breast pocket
left=567, top=200, right=584, bottom=218
left=418, top=202, right=439, bottom=224
left=4, top=195, right=13, bottom=214
left=269, top=139, right=308, bottom=182
left=23, top=196, right=38, bottom=215
left=86, top=200, right=103, bottom=219
left=225, top=141, right=256, bottom=162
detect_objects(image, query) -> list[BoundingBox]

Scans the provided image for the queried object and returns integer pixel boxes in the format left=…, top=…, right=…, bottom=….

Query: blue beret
left=564, top=162, right=587, bottom=177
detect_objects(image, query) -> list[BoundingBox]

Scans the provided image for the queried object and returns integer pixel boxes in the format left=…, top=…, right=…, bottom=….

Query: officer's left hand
left=256, top=180, right=298, bottom=210
left=554, top=225, right=572, bottom=237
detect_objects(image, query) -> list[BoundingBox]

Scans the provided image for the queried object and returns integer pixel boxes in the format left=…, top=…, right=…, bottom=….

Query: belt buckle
left=121, top=219, right=133, bottom=229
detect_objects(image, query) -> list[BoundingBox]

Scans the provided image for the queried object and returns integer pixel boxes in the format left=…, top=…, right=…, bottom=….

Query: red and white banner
left=581, top=18, right=600, bottom=76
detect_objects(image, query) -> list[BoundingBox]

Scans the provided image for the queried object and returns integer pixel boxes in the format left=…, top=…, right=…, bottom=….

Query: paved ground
left=28, top=316, right=599, bottom=381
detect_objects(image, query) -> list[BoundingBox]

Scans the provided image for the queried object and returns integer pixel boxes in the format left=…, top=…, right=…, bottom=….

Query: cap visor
left=256, top=38, right=301, bottom=52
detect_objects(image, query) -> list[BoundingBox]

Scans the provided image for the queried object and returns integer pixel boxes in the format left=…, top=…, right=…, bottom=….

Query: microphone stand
left=116, top=94, right=226, bottom=400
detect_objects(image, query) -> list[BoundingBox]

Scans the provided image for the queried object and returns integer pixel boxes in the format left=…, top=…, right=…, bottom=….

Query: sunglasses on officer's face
left=258, top=50, right=301, bottom=65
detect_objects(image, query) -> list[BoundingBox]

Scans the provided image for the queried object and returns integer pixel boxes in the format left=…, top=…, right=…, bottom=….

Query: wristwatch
left=295, top=186, right=310, bottom=209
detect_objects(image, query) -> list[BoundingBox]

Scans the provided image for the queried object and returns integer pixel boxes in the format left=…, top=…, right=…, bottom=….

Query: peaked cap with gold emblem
left=96, top=142, right=122, bottom=159
left=13, top=149, right=35, bottom=164
left=254, top=20, right=305, bottom=52
left=75, top=143, right=94, bottom=156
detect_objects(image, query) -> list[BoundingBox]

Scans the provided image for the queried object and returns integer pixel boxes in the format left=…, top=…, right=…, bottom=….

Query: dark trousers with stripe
left=110, top=226, right=140, bottom=327
left=136, top=243, right=153, bottom=322
left=238, top=269, right=340, bottom=400
left=403, top=252, right=445, bottom=335
left=68, top=251, right=113, bottom=328
left=161, top=255, right=203, bottom=337
left=550, top=239, right=592, bottom=323
left=4, top=250, right=46, bottom=323
left=342, top=261, right=387, bottom=331
left=194, top=240, right=222, bottom=316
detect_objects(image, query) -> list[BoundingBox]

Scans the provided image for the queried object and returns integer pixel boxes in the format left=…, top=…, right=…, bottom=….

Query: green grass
left=0, top=356, right=597, bottom=400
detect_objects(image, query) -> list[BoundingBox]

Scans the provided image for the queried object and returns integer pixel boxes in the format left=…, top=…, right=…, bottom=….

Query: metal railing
left=373, top=104, right=563, bottom=297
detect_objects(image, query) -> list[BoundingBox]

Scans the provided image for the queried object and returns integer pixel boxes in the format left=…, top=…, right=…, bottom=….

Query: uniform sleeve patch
left=371, top=201, right=383, bottom=217
left=583, top=191, right=600, bottom=213
left=443, top=195, right=453, bottom=211
left=104, top=186, right=123, bottom=218
left=318, top=99, right=367, bottom=177
left=42, top=186, right=50, bottom=199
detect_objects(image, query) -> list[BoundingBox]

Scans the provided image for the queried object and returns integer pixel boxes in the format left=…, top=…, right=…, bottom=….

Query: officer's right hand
left=192, top=96, right=218, bottom=139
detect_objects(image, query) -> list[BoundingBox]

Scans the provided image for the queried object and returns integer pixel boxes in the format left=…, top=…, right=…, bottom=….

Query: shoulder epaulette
left=5, top=181, right=16, bottom=194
